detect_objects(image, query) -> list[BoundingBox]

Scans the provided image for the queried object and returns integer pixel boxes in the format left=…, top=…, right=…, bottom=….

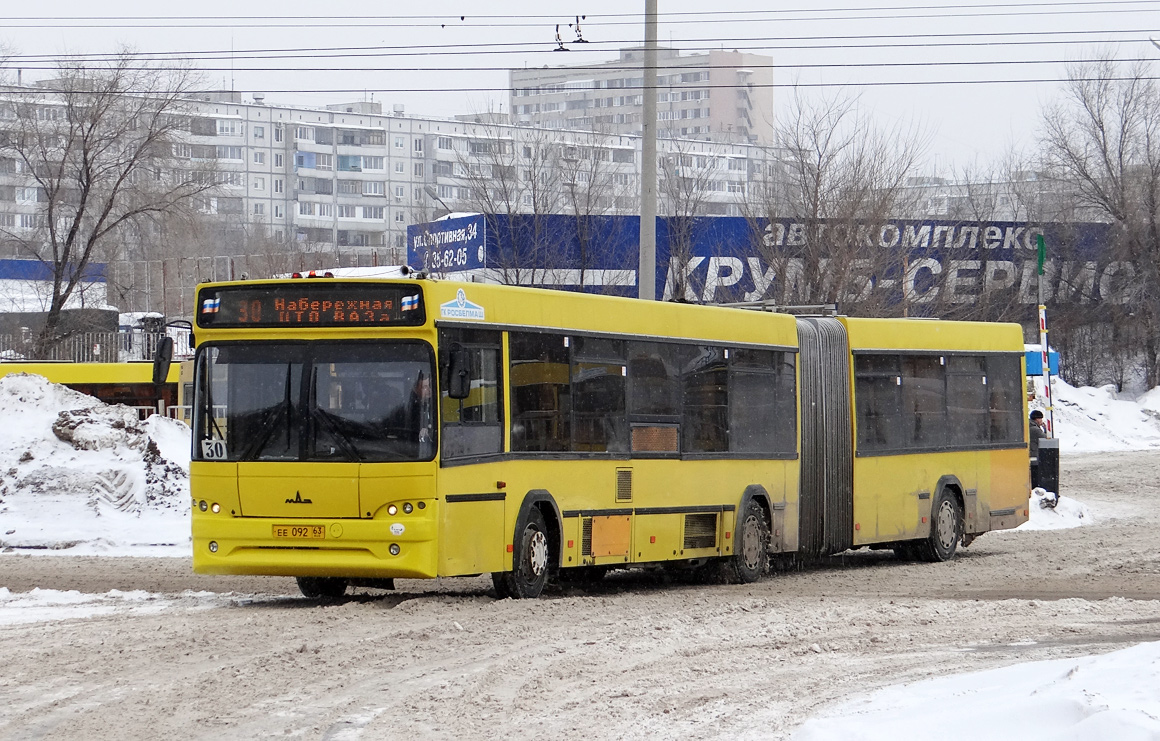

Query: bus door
left=436, top=327, right=507, bottom=575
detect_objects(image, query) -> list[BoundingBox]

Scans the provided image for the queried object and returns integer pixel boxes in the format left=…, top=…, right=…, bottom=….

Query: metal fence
left=105, top=249, right=406, bottom=319
left=0, top=330, right=190, bottom=362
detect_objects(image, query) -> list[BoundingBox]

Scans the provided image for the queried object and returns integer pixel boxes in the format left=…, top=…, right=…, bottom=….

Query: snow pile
left=791, top=640, right=1160, bottom=740
left=0, top=586, right=241, bottom=626
left=1037, top=376, right=1160, bottom=453
left=1016, top=489, right=1093, bottom=531
left=0, top=373, right=190, bottom=554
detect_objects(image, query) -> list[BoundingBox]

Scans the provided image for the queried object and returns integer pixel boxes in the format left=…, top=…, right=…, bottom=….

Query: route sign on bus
left=196, top=283, right=426, bottom=328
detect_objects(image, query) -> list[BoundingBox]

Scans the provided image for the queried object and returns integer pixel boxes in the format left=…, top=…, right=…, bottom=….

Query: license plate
left=273, top=525, right=326, bottom=540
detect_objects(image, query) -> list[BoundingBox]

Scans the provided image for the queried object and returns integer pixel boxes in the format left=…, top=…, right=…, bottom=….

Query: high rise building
left=510, top=47, right=775, bottom=145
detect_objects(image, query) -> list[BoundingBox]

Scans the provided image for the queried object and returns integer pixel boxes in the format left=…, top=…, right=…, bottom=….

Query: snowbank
left=791, top=640, right=1160, bottom=740
left=1036, top=376, right=1160, bottom=453
left=0, top=373, right=190, bottom=555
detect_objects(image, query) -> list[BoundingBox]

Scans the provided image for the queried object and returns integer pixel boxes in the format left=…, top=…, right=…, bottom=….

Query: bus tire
left=556, top=565, right=606, bottom=585
left=296, top=576, right=347, bottom=599
left=717, top=499, right=771, bottom=584
left=893, top=544, right=918, bottom=561
left=493, top=507, right=551, bottom=599
left=915, top=488, right=963, bottom=562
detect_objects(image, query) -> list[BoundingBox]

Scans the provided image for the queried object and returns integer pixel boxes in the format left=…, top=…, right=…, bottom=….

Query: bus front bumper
left=191, top=512, right=438, bottom=579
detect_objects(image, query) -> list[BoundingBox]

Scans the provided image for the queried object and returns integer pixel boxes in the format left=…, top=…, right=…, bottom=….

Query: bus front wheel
left=493, top=508, right=551, bottom=599
left=296, top=576, right=347, bottom=600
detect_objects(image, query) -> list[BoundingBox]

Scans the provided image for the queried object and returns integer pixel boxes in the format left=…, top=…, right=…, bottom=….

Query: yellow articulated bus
left=0, top=361, right=183, bottom=416
left=189, top=276, right=1029, bottom=599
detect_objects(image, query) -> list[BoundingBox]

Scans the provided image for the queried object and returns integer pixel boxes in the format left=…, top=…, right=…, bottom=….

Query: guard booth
left=1038, top=438, right=1060, bottom=494
left=1025, top=348, right=1061, bottom=495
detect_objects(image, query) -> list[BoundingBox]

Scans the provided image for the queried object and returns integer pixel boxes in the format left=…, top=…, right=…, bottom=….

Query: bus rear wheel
left=915, top=489, right=963, bottom=562
left=295, top=576, right=347, bottom=600
left=715, top=500, right=770, bottom=584
left=493, top=508, right=551, bottom=599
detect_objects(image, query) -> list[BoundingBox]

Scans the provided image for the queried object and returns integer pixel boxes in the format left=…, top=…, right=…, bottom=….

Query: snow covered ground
left=0, top=586, right=249, bottom=627
left=1, top=370, right=1159, bottom=740
left=791, top=641, right=1160, bottom=740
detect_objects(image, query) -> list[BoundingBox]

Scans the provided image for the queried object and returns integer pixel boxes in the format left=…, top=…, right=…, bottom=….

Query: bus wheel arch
left=492, top=490, right=562, bottom=599
left=918, top=479, right=964, bottom=563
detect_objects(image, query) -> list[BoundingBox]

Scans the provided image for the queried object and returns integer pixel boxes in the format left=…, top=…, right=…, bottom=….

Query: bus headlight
left=211, top=503, right=221, bottom=514
left=387, top=505, right=398, bottom=516
left=389, top=544, right=401, bottom=556
left=199, top=500, right=208, bottom=512
left=403, top=503, right=413, bottom=514
left=208, top=541, right=218, bottom=553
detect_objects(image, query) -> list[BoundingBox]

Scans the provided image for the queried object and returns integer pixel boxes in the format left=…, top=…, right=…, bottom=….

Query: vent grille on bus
left=631, top=425, right=679, bottom=452
left=616, top=468, right=633, bottom=502
left=581, top=517, right=593, bottom=556
left=683, top=513, right=717, bottom=550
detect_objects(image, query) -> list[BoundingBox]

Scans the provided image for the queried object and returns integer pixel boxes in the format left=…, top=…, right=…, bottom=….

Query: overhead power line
left=0, top=0, right=1155, bottom=27
left=0, top=6, right=1153, bottom=29
left=7, top=58, right=1154, bottom=74
left=4, top=28, right=1155, bottom=63
left=4, top=76, right=1158, bottom=97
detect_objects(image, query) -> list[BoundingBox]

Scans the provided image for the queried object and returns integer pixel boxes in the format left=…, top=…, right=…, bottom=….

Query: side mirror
left=152, top=336, right=174, bottom=385
left=447, top=344, right=470, bottom=400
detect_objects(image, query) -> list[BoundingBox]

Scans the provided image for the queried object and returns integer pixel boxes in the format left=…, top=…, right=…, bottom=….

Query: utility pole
left=638, top=0, right=658, bottom=300
left=1037, top=233, right=1054, bottom=436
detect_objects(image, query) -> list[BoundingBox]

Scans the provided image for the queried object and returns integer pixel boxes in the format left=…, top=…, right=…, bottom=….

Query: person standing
left=1029, top=409, right=1047, bottom=488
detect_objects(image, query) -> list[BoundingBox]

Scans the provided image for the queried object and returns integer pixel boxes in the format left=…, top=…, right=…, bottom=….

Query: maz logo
left=285, top=492, right=313, bottom=504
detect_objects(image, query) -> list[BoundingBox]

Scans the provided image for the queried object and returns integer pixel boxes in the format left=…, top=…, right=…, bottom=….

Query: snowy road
left=1, top=451, right=1159, bottom=740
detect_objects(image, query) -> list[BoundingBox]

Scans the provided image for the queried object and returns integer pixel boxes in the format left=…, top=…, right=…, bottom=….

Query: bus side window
left=439, top=328, right=503, bottom=458
left=854, top=354, right=902, bottom=452
left=683, top=346, right=729, bottom=453
left=985, top=354, right=1023, bottom=444
left=509, top=331, right=571, bottom=452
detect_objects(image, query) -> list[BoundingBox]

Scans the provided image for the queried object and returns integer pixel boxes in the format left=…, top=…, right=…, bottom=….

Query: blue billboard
left=408, top=215, right=1117, bottom=310
left=407, top=214, right=487, bottom=273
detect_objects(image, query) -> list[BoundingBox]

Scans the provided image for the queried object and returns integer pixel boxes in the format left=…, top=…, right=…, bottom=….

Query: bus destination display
left=197, top=283, right=426, bottom=328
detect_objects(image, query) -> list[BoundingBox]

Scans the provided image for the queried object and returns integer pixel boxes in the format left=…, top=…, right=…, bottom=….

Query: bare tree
left=1038, top=54, right=1160, bottom=386
left=444, top=119, right=563, bottom=286
left=745, top=89, right=927, bottom=314
left=557, top=127, right=635, bottom=293
left=658, top=138, right=726, bottom=301
left=0, top=51, right=217, bottom=357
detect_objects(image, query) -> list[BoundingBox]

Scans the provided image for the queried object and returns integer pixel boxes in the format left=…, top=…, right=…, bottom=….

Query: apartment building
left=510, top=47, right=775, bottom=145
left=180, top=93, right=777, bottom=251
left=1, top=84, right=781, bottom=307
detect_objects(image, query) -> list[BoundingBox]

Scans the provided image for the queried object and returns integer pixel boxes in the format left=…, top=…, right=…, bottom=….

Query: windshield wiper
left=307, top=365, right=361, bottom=461
left=241, top=365, right=296, bottom=460
left=310, top=407, right=362, bottom=461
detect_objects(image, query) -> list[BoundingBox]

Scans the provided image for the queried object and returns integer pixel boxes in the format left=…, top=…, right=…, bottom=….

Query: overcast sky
left=3, top=0, right=1158, bottom=173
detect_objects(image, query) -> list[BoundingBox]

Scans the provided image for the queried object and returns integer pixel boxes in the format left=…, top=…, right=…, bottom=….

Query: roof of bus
left=195, top=277, right=801, bottom=347
left=0, top=361, right=182, bottom=385
left=841, top=316, right=1025, bottom=353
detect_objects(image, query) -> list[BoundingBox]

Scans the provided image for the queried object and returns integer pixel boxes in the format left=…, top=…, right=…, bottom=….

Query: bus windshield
left=193, top=341, right=436, bottom=463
